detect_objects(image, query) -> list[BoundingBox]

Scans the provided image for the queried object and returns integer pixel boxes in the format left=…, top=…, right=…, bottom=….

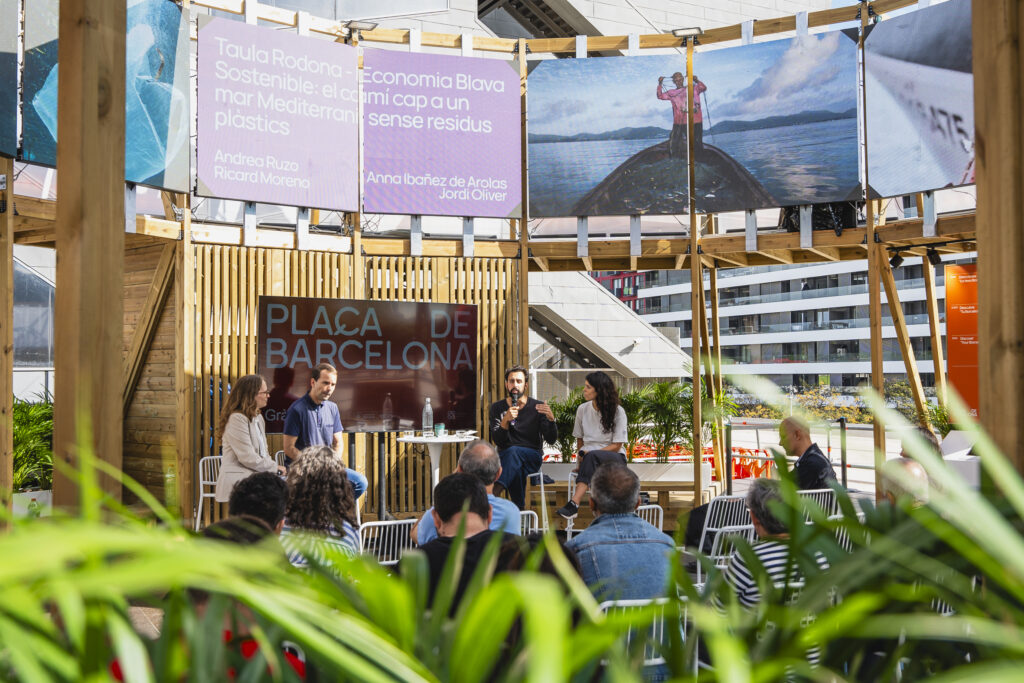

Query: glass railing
left=740, top=350, right=936, bottom=364
left=719, top=312, right=940, bottom=336
left=642, top=275, right=941, bottom=308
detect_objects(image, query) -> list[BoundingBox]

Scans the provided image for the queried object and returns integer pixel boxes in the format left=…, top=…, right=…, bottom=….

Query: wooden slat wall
left=123, top=238, right=178, bottom=501
left=363, top=256, right=521, bottom=517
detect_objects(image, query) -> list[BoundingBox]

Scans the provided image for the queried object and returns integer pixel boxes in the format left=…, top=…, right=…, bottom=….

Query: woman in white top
left=214, top=374, right=286, bottom=503
left=557, top=371, right=628, bottom=519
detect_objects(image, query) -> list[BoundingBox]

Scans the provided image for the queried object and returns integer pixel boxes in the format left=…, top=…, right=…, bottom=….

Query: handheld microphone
left=509, top=389, right=521, bottom=426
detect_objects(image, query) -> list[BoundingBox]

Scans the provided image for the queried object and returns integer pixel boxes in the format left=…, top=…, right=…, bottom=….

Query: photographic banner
left=865, top=0, right=973, bottom=198
left=945, top=263, right=978, bottom=419
left=0, top=0, right=16, bottom=158
left=196, top=16, right=359, bottom=211
left=20, top=0, right=191, bottom=192
left=692, top=31, right=860, bottom=213
left=257, top=296, right=478, bottom=433
left=362, top=49, right=522, bottom=218
left=527, top=54, right=688, bottom=217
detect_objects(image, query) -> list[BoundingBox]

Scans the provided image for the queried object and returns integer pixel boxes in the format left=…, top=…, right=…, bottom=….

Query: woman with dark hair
left=214, top=374, right=285, bottom=503
left=280, top=445, right=360, bottom=568
left=557, top=371, right=628, bottom=520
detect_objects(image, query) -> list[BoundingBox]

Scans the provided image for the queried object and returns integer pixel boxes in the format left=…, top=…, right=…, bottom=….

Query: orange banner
left=945, top=264, right=978, bottom=418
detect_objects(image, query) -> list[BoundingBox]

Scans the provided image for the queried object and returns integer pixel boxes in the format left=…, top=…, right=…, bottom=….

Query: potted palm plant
left=544, top=387, right=584, bottom=462
left=619, top=384, right=652, bottom=461
left=640, top=380, right=693, bottom=463
left=11, top=395, right=54, bottom=517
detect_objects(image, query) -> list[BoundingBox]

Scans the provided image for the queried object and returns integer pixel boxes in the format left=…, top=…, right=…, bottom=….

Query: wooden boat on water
left=571, top=140, right=776, bottom=215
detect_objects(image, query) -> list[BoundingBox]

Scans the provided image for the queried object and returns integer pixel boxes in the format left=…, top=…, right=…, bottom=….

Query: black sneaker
left=557, top=500, right=579, bottom=520
left=542, top=474, right=556, bottom=485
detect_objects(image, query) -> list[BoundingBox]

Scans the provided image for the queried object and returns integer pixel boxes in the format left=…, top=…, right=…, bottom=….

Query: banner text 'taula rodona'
left=196, top=16, right=359, bottom=211
left=362, top=49, right=522, bottom=218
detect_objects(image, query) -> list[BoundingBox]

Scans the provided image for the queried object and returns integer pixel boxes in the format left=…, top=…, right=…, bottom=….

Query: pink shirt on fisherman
left=656, top=80, right=707, bottom=124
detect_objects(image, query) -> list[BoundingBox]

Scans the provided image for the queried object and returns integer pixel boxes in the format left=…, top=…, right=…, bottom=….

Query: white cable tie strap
left=741, top=20, right=754, bottom=45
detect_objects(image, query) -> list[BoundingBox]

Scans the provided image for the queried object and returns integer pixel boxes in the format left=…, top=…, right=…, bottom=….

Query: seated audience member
left=201, top=515, right=277, bottom=545
left=413, top=440, right=521, bottom=545
left=718, top=478, right=829, bottom=607
left=280, top=446, right=360, bottom=568
left=880, top=456, right=930, bottom=507
left=228, top=472, right=289, bottom=535
left=498, top=532, right=584, bottom=579
left=686, top=415, right=837, bottom=551
left=416, top=473, right=518, bottom=609
left=565, top=463, right=675, bottom=601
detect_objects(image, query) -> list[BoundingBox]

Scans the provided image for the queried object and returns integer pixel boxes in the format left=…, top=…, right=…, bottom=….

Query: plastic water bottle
left=422, top=398, right=433, bottom=434
left=27, top=498, right=41, bottom=519
left=382, top=393, right=394, bottom=430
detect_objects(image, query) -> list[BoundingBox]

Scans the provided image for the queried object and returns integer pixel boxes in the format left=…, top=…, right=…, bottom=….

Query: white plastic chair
left=695, top=495, right=751, bottom=584
left=637, top=503, right=664, bottom=531
left=520, top=510, right=539, bottom=535
left=526, top=471, right=551, bottom=532
left=708, top=524, right=757, bottom=572
left=599, top=597, right=689, bottom=669
left=194, top=455, right=222, bottom=531
left=358, top=519, right=417, bottom=566
left=274, top=450, right=286, bottom=467
left=798, top=488, right=838, bottom=517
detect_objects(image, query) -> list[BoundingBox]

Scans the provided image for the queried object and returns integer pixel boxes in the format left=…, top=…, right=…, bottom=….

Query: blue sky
left=695, top=31, right=859, bottom=122
left=527, top=54, right=684, bottom=136
left=528, top=31, right=858, bottom=137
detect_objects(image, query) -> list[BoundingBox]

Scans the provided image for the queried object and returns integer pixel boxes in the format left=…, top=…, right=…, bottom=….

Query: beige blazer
left=214, top=412, right=277, bottom=502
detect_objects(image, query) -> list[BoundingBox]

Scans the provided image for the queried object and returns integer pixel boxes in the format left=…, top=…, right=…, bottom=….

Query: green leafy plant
left=544, top=387, right=584, bottom=462
left=12, top=395, right=54, bottom=491
left=618, top=384, right=652, bottom=461
left=928, top=401, right=953, bottom=437
left=640, top=380, right=693, bottom=463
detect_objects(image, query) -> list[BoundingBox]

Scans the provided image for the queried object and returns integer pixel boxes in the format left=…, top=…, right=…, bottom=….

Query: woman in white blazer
left=214, top=374, right=286, bottom=502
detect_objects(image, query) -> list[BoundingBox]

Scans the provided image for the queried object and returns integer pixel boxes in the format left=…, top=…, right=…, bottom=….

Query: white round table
left=397, top=434, right=475, bottom=491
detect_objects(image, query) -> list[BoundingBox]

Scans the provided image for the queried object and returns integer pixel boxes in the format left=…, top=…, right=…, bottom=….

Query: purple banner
left=362, top=49, right=522, bottom=218
left=196, top=16, right=358, bottom=211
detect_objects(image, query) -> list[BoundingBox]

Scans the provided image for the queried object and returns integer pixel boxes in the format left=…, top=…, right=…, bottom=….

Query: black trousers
left=576, top=450, right=627, bottom=486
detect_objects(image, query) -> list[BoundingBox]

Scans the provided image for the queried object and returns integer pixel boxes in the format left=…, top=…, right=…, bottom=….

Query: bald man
left=779, top=416, right=838, bottom=490
left=880, top=457, right=930, bottom=507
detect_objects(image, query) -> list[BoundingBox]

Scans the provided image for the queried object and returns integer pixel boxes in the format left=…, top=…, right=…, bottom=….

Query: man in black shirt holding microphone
left=489, top=365, right=558, bottom=509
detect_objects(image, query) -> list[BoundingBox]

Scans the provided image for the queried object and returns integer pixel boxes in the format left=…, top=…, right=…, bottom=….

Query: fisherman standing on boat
left=657, top=72, right=706, bottom=159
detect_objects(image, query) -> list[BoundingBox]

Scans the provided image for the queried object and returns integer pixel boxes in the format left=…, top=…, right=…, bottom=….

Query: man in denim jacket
left=566, top=463, right=675, bottom=601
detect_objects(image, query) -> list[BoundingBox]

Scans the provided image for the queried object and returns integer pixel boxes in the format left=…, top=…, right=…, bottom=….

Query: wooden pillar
left=517, top=38, right=530, bottom=368
left=974, top=0, right=1024, bottom=472
left=921, top=256, right=947, bottom=406
left=0, top=156, right=13, bottom=519
left=686, top=39, right=702, bottom=502
left=879, top=255, right=929, bottom=423
left=175, top=192, right=195, bottom=520
left=52, top=0, right=126, bottom=509
left=708, top=215, right=726, bottom=482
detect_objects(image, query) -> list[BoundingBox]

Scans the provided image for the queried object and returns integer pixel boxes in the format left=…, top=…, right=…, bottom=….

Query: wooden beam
left=807, top=245, right=841, bottom=261
left=974, top=0, right=1024, bottom=473
left=534, top=256, right=550, bottom=272
left=922, top=256, right=948, bottom=407
left=711, top=251, right=749, bottom=268
left=581, top=256, right=593, bottom=272
left=518, top=40, right=530, bottom=369
left=759, top=248, right=794, bottom=264
left=859, top=9, right=885, bottom=499
left=686, top=40, right=703, bottom=503
left=879, top=255, right=930, bottom=424
left=123, top=244, right=176, bottom=414
left=53, top=0, right=127, bottom=509
left=175, top=187, right=195, bottom=523
left=0, top=157, right=14, bottom=521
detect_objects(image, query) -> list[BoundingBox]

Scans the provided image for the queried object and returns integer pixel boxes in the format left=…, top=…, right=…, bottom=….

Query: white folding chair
left=194, top=455, right=222, bottom=531
left=798, top=488, right=838, bottom=517
left=695, top=495, right=751, bottom=584
left=358, top=519, right=417, bottom=566
left=637, top=503, right=664, bottom=531
left=520, top=510, right=539, bottom=535
left=599, top=597, right=689, bottom=670
left=708, top=524, right=757, bottom=573
left=274, top=450, right=286, bottom=467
